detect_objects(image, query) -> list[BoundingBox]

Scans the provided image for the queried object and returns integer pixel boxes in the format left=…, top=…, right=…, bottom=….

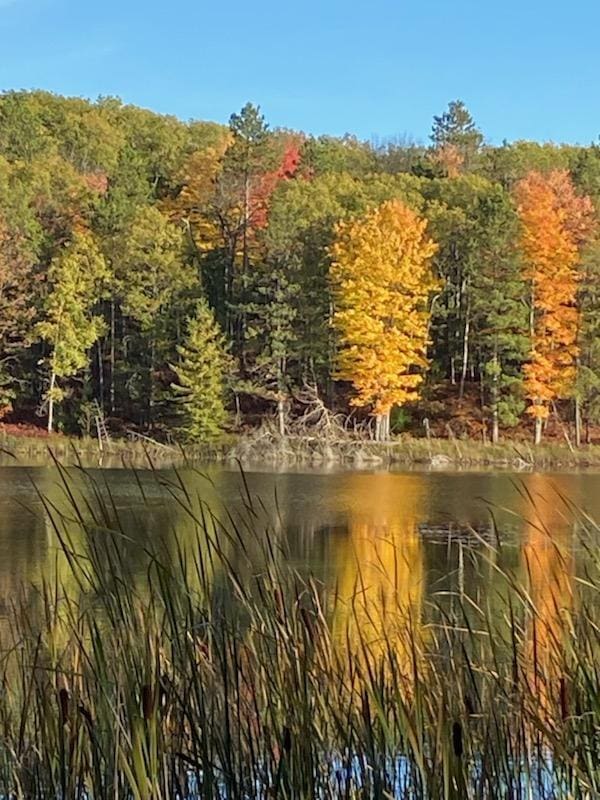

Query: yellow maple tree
left=515, top=171, right=594, bottom=443
left=330, top=200, right=438, bottom=440
left=163, top=137, right=232, bottom=251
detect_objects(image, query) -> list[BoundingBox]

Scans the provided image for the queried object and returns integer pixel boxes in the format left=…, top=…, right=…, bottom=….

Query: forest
left=1, top=90, right=599, bottom=445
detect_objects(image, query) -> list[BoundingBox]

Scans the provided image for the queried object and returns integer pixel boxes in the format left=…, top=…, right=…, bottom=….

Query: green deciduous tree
left=424, top=176, right=490, bottom=393
left=576, top=238, right=600, bottom=443
left=0, top=219, right=37, bottom=413
left=301, top=135, right=376, bottom=177
left=37, top=230, right=110, bottom=432
left=117, top=206, right=197, bottom=423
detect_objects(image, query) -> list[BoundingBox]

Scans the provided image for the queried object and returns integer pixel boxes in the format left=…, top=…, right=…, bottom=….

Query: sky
left=1, top=0, right=599, bottom=145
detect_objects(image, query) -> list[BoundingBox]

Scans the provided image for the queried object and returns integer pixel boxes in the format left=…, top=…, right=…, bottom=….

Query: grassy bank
left=0, top=466, right=599, bottom=797
left=229, top=429, right=600, bottom=470
left=3, top=424, right=600, bottom=469
left=0, top=429, right=225, bottom=468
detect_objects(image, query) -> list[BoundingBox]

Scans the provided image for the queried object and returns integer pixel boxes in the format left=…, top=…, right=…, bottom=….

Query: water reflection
left=521, top=475, right=575, bottom=716
left=0, top=466, right=597, bottom=651
left=330, top=473, right=424, bottom=670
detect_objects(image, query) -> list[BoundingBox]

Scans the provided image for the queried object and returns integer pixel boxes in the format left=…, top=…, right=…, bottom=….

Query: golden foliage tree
left=165, top=139, right=232, bottom=254
left=330, top=200, right=438, bottom=440
left=515, top=171, right=594, bottom=443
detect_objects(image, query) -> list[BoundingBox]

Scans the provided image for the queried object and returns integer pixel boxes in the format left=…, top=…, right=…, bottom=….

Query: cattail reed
left=0, top=464, right=596, bottom=798
left=58, top=687, right=70, bottom=725
left=282, top=726, right=292, bottom=754
left=452, top=721, right=463, bottom=758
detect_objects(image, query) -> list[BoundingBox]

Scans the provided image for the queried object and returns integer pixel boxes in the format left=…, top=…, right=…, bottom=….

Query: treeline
left=1, top=91, right=599, bottom=443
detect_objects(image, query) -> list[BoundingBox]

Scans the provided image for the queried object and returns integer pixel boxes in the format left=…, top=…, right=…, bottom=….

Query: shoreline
left=3, top=429, right=600, bottom=470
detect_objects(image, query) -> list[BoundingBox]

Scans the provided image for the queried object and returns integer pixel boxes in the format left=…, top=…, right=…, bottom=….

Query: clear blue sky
left=1, top=0, right=599, bottom=145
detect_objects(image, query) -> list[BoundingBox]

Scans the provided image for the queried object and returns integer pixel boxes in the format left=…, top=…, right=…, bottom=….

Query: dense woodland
left=1, top=91, right=599, bottom=444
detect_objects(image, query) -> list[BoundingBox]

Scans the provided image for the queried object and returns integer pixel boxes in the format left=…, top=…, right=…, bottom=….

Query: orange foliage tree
left=249, top=139, right=302, bottom=230
left=330, top=200, right=438, bottom=441
left=515, top=171, right=594, bottom=443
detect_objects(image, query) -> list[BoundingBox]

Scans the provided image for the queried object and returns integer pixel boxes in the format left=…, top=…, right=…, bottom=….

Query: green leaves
left=430, top=100, right=484, bottom=171
left=118, top=207, right=193, bottom=332
left=171, top=300, right=232, bottom=442
left=1, top=90, right=600, bottom=441
left=37, top=230, right=110, bottom=430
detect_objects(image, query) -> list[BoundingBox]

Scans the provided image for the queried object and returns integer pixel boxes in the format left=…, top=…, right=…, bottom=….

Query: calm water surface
left=1, top=464, right=599, bottom=619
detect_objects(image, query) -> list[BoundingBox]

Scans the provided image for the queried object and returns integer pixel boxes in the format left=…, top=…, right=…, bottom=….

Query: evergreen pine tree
left=431, top=100, right=483, bottom=171
left=171, top=300, right=231, bottom=442
left=470, top=187, right=529, bottom=440
left=576, top=239, right=600, bottom=443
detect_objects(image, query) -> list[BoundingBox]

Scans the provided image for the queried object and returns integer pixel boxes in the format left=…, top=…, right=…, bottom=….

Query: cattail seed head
left=282, top=726, right=292, bottom=754
left=58, top=688, right=70, bottom=725
left=452, top=721, right=463, bottom=758
left=141, top=684, right=155, bottom=720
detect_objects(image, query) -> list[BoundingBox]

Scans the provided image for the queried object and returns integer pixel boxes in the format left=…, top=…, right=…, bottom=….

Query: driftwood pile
left=228, top=384, right=384, bottom=466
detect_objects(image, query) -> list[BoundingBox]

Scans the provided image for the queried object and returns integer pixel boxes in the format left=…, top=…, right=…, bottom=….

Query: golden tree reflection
left=331, top=473, right=425, bottom=676
left=521, top=475, right=575, bottom=720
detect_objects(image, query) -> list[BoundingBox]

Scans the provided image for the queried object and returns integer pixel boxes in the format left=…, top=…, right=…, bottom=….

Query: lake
left=2, top=461, right=600, bottom=797
left=1, top=463, right=599, bottom=635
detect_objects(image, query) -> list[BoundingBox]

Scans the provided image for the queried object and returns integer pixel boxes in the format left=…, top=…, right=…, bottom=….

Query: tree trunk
left=492, top=410, right=499, bottom=445
left=148, top=337, right=155, bottom=426
left=492, top=375, right=500, bottom=444
left=237, top=172, right=251, bottom=366
left=491, top=349, right=499, bottom=444
left=97, top=340, right=104, bottom=410
left=276, top=354, right=287, bottom=437
left=552, top=401, right=574, bottom=453
left=534, top=415, right=542, bottom=445
left=575, top=397, right=582, bottom=448
left=277, top=397, right=285, bottom=437
left=47, top=371, right=56, bottom=433
left=529, top=283, right=535, bottom=340
left=375, top=411, right=390, bottom=442
left=225, top=244, right=236, bottom=341
left=459, top=303, right=470, bottom=400
left=586, top=415, right=592, bottom=445
left=110, top=299, right=116, bottom=415
left=489, top=358, right=498, bottom=442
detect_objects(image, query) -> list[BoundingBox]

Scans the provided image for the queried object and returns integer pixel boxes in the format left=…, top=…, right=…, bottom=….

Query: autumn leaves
left=330, top=202, right=438, bottom=441
left=516, top=171, right=595, bottom=443
left=330, top=172, right=595, bottom=443
left=2, top=94, right=596, bottom=444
